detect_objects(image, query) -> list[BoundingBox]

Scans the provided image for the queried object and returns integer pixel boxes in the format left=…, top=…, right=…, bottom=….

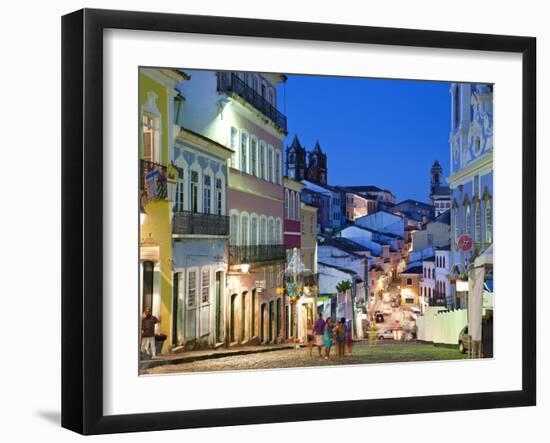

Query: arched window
left=284, top=189, right=289, bottom=219
left=275, top=150, right=281, bottom=184
left=295, top=193, right=301, bottom=221
left=275, top=218, right=282, bottom=244
left=142, top=113, right=160, bottom=163
left=290, top=192, right=295, bottom=220
left=240, top=214, right=249, bottom=246
left=230, top=213, right=239, bottom=245
left=250, top=136, right=258, bottom=176
left=240, top=131, right=248, bottom=173
left=465, top=202, right=471, bottom=236
left=485, top=199, right=493, bottom=244
left=474, top=201, right=482, bottom=243
left=259, top=216, right=267, bottom=245
left=267, top=146, right=274, bottom=182
left=175, top=169, right=185, bottom=212
left=203, top=174, right=212, bottom=214
left=259, top=142, right=266, bottom=180
left=215, top=178, right=223, bottom=215
left=267, top=218, right=274, bottom=244
left=250, top=216, right=258, bottom=246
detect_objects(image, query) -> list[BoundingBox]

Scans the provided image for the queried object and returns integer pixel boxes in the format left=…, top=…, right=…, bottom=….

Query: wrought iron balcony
left=173, top=211, right=229, bottom=236
left=217, top=72, right=287, bottom=133
left=229, top=244, right=285, bottom=265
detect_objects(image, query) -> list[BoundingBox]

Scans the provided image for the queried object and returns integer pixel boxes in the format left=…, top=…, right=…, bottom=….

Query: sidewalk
left=140, top=343, right=301, bottom=370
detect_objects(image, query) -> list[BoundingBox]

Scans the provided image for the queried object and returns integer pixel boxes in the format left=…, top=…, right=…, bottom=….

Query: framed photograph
left=62, top=8, right=536, bottom=435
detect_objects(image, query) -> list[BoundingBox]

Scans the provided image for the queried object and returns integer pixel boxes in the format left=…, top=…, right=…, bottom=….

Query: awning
left=474, top=244, right=493, bottom=267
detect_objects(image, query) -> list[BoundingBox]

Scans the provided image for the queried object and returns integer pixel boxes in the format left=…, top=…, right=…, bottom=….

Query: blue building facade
left=447, top=83, right=494, bottom=308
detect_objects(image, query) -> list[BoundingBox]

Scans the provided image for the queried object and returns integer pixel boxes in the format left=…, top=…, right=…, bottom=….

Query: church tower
left=285, top=135, right=307, bottom=181
left=430, top=160, right=443, bottom=194
left=306, top=141, right=328, bottom=185
left=429, top=160, right=451, bottom=217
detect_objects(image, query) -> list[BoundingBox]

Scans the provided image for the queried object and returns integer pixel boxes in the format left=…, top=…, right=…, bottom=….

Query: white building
left=420, top=257, right=435, bottom=314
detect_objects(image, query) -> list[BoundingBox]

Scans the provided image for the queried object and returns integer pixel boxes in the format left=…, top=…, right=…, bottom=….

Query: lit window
left=142, top=114, right=160, bottom=163
left=216, top=178, right=223, bottom=215
left=485, top=199, right=493, bottom=243
left=175, top=171, right=185, bottom=212
left=190, top=171, right=199, bottom=213
left=241, top=215, right=249, bottom=245
left=475, top=201, right=482, bottom=243
left=250, top=216, right=258, bottom=245
left=229, top=127, right=238, bottom=168
left=259, top=142, right=266, bottom=179
left=240, top=132, right=248, bottom=173
left=250, top=137, right=258, bottom=176
left=203, top=175, right=211, bottom=214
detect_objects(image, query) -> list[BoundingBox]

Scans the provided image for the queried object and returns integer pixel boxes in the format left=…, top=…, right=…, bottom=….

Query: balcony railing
left=217, top=72, right=287, bottom=133
left=229, top=244, right=285, bottom=265
left=173, top=211, right=229, bottom=236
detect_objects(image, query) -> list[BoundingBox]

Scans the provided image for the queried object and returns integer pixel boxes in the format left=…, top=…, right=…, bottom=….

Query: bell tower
left=285, top=135, right=306, bottom=181
left=430, top=160, right=443, bottom=194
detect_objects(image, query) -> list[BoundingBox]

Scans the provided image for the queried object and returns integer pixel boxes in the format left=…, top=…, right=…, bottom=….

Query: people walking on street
left=335, top=318, right=346, bottom=360
left=306, top=320, right=315, bottom=357
left=313, top=314, right=326, bottom=358
left=345, top=319, right=353, bottom=356
left=323, top=317, right=334, bottom=360
left=141, top=307, right=159, bottom=359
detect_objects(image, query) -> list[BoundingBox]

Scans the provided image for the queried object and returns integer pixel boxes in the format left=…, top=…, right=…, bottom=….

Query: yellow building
left=139, top=68, right=189, bottom=353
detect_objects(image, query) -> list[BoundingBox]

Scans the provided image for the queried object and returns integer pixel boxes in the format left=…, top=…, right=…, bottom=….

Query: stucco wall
left=416, top=307, right=467, bottom=345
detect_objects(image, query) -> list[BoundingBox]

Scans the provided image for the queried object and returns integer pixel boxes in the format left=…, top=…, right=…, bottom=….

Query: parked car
left=382, top=308, right=393, bottom=315
left=378, top=329, right=394, bottom=340
left=375, top=313, right=385, bottom=323
left=410, top=307, right=421, bottom=315
left=458, top=326, right=469, bottom=354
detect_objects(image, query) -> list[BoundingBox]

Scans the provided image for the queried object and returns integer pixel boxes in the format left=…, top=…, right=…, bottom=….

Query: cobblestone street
left=142, top=342, right=466, bottom=375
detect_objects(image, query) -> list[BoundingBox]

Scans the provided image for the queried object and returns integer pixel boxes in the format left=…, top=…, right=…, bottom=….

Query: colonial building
left=178, top=70, right=287, bottom=346
left=447, top=83, right=493, bottom=307
left=344, top=191, right=376, bottom=222
left=170, top=128, right=232, bottom=349
left=283, top=178, right=303, bottom=260
left=290, top=202, right=318, bottom=343
left=389, top=199, right=434, bottom=227
left=301, top=180, right=345, bottom=232
left=139, top=67, right=189, bottom=353
left=429, top=160, right=451, bottom=217
left=434, top=246, right=452, bottom=308
left=410, top=211, right=451, bottom=252
left=400, top=265, right=422, bottom=307
left=420, top=257, right=435, bottom=313
left=343, top=185, right=396, bottom=206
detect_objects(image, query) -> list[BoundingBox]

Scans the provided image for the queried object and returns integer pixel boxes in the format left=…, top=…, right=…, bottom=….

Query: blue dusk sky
left=281, top=75, right=452, bottom=203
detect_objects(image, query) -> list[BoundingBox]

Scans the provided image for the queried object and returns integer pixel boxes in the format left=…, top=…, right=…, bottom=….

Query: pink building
left=284, top=178, right=303, bottom=253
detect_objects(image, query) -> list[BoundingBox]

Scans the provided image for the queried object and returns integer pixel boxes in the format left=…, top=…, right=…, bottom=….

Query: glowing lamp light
left=241, top=263, right=250, bottom=274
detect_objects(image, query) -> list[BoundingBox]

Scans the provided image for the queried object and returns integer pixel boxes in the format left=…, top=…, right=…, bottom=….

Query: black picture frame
left=62, top=8, right=536, bottom=435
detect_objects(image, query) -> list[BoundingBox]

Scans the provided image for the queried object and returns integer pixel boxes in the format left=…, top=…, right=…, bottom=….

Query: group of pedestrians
left=307, top=314, right=352, bottom=360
